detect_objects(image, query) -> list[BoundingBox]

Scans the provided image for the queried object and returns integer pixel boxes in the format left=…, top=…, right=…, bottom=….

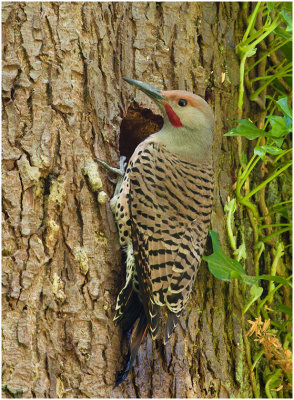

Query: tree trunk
left=2, top=2, right=251, bottom=398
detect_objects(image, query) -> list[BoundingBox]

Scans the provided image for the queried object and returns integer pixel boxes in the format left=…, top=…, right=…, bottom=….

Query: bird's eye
left=178, top=99, right=188, bottom=107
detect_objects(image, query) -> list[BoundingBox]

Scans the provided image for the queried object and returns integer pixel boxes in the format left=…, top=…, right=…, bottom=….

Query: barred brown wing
left=128, top=137, right=214, bottom=338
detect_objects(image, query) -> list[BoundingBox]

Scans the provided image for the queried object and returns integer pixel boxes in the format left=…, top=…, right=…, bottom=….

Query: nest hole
left=119, top=103, right=163, bottom=162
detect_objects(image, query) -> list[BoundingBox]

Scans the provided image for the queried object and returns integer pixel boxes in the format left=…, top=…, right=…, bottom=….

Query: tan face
left=161, top=90, right=214, bottom=131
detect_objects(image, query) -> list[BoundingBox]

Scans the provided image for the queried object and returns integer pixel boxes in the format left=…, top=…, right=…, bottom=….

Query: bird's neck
left=153, top=122, right=213, bottom=164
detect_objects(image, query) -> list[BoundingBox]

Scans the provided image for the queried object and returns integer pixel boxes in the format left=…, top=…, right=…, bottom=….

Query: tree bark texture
left=2, top=2, right=251, bottom=398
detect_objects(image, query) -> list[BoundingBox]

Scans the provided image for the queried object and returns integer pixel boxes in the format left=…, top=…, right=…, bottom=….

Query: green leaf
left=276, top=97, right=292, bottom=132
left=203, top=230, right=246, bottom=281
left=246, top=47, right=257, bottom=57
left=267, top=115, right=288, bottom=138
left=276, top=97, right=292, bottom=119
left=284, top=115, right=292, bottom=133
left=254, top=145, right=284, bottom=160
left=279, top=10, right=292, bottom=32
left=204, top=231, right=258, bottom=285
left=243, top=285, right=263, bottom=314
left=272, top=137, right=284, bottom=147
left=205, top=231, right=292, bottom=287
left=224, top=119, right=265, bottom=140
left=260, top=145, right=284, bottom=155
left=254, top=146, right=266, bottom=160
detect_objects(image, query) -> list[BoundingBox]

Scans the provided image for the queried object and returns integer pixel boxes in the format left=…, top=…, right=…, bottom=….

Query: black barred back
left=125, top=137, right=214, bottom=338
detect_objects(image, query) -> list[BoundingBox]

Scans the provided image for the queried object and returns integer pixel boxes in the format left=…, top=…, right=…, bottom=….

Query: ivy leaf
left=276, top=97, right=292, bottom=133
left=284, top=116, right=292, bottom=133
left=204, top=231, right=258, bottom=285
left=246, top=47, right=257, bottom=57
left=279, top=10, right=292, bottom=32
left=254, top=146, right=266, bottom=160
left=267, top=116, right=288, bottom=138
left=224, top=119, right=265, bottom=140
left=260, top=145, right=284, bottom=155
left=203, top=230, right=246, bottom=281
left=276, top=97, right=292, bottom=119
left=272, top=137, right=284, bottom=148
left=204, top=231, right=292, bottom=287
left=254, top=145, right=284, bottom=160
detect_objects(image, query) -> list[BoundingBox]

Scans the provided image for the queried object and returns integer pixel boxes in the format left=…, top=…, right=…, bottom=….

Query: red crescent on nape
left=164, top=104, right=183, bottom=128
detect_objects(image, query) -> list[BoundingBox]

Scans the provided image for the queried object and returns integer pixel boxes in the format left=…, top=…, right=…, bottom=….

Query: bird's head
left=123, top=77, right=214, bottom=162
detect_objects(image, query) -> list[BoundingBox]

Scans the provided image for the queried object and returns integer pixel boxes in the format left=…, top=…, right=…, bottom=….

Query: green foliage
left=205, top=2, right=292, bottom=397
left=254, top=145, right=283, bottom=160
left=243, top=285, right=263, bottom=314
left=225, top=119, right=265, bottom=139
left=204, top=231, right=292, bottom=288
left=203, top=230, right=250, bottom=283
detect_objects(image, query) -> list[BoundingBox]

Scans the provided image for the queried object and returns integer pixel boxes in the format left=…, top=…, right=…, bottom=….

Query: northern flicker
left=101, top=78, right=214, bottom=387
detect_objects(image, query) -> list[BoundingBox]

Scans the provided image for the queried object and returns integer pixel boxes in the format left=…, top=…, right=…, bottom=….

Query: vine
left=204, top=2, right=292, bottom=397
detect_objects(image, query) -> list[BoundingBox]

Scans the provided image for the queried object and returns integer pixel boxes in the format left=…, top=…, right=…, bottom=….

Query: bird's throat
left=154, top=125, right=213, bottom=163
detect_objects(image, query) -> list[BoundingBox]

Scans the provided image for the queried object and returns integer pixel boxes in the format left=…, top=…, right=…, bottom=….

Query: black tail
left=114, top=281, right=144, bottom=331
left=114, top=311, right=148, bottom=388
left=113, top=285, right=148, bottom=388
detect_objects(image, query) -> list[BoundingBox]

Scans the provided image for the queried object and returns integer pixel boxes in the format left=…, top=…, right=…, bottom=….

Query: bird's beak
left=123, top=77, right=165, bottom=102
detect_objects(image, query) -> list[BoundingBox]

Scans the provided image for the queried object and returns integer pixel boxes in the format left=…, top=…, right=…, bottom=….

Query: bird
left=103, top=77, right=214, bottom=387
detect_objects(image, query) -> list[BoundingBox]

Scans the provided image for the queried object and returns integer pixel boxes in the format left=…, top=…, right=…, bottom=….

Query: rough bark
left=2, top=2, right=251, bottom=398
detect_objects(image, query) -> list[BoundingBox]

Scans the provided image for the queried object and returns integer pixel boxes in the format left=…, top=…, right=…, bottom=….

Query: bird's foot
left=96, top=156, right=127, bottom=178
left=96, top=156, right=127, bottom=197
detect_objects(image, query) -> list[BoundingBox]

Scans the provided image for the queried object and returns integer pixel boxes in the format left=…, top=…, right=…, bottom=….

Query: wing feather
left=127, top=137, right=213, bottom=337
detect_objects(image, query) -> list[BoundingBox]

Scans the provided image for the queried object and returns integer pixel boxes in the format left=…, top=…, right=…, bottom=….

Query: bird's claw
left=107, top=176, right=118, bottom=185
left=96, top=156, right=127, bottom=177
left=97, top=156, right=127, bottom=197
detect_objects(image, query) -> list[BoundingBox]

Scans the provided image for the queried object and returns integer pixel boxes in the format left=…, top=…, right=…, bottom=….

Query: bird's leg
left=96, top=156, right=127, bottom=197
left=97, top=156, right=126, bottom=178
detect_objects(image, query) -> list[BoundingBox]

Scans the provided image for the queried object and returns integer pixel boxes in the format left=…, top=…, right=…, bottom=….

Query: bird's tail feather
left=114, top=281, right=143, bottom=332
left=164, top=312, right=178, bottom=344
left=114, top=311, right=148, bottom=388
left=149, top=303, right=161, bottom=339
